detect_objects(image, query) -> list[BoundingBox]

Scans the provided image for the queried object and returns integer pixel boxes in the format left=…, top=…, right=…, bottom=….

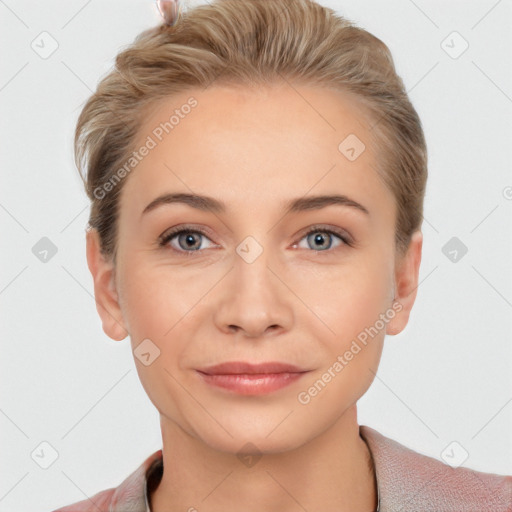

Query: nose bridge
left=213, top=233, right=294, bottom=337
left=236, top=235, right=273, bottom=291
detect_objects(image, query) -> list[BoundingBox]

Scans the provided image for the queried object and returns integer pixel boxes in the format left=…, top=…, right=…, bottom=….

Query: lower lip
left=196, top=371, right=307, bottom=395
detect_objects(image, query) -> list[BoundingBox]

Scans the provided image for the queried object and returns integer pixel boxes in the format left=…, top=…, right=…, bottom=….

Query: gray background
left=1, top=0, right=511, bottom=510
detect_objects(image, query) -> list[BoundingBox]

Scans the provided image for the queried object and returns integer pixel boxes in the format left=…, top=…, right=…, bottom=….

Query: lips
left=196, top=361, right=307, bottom=375
left=195, top=361, right=310, bottom=395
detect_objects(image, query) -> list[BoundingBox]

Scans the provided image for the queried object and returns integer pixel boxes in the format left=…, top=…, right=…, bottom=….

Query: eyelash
left=158, top=224, right=353, bottom=256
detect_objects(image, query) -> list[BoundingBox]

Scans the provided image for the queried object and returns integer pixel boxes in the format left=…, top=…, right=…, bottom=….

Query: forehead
left=120, top=83, right=393, bottom=220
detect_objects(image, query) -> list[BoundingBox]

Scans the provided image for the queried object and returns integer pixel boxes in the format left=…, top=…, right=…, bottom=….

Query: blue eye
left=159, top=227, right=214, bottom=253
left=158, top=224, right=352, bottom=255
left=295, top=227, right=351, bottom=251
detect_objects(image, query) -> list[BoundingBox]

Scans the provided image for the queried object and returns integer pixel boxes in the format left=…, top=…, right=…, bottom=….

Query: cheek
left=295, top=261, right=390, bottom=414
left=119, top=258, right=216, bottom=384
left=119, top=262, right=198, bottom=421
left=292, top=251, right=394, bottom=341
left=118, top=256, right=202, bottom=339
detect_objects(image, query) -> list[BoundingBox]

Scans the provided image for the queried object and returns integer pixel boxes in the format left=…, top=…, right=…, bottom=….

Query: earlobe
left=85, top=228, right=129, bottom=341
left=386, top=230, right=423, bottom=336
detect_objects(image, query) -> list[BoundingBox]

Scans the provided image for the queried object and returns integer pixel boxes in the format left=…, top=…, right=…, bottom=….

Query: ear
left=86, top=228, right=129, bottom=341
left=386, top=230, right=423, bottom=336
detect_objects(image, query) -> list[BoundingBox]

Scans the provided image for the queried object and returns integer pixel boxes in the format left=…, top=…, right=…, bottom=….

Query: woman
left=53, top=0, right=512, bottom=510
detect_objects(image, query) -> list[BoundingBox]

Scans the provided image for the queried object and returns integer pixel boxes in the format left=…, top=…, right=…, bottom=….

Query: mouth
left=195, top=361, right=311, bottom=395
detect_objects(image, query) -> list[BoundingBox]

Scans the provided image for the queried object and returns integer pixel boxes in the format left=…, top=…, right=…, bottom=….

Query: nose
left=212, top=246, right=294, bottom=339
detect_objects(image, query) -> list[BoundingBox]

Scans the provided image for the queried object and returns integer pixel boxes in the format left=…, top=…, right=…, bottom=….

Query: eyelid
left=297, top=224, right=353, bottom=247
left=158, top=225, right=216, bottom=250
left=158, top=223, right=354, bottom=254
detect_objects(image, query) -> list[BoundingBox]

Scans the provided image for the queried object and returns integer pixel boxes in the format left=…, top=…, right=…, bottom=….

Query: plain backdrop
left=1, top=1, right=511, bottom=510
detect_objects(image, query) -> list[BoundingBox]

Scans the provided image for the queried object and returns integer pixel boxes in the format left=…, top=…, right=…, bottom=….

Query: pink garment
left=51, top=425, right=512, bottom=511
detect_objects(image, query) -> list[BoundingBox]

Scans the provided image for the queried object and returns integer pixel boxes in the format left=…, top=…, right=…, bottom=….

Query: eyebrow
left=141, top=192, right=370, bottom=218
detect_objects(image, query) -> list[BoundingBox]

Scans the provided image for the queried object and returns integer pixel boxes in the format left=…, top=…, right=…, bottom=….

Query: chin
left=187, top=409, right=321, bottom=456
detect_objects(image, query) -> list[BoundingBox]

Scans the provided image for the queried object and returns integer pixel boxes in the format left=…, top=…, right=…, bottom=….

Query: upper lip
left=196, top=361, right=308, bottom=375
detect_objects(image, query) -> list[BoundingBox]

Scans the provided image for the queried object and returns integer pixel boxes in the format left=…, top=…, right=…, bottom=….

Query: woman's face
left=88, top=83, right=422, bottom=453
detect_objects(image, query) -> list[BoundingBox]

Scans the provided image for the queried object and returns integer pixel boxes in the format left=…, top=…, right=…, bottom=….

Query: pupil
left=181, top=233, right=199, bottom=249
left=178, top=232, right=332, bottom=251
left=312, top=232, right=329, bottom=249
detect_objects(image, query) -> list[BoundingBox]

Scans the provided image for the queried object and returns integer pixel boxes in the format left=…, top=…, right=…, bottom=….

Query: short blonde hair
left=75, top=0, right=427, bottom=264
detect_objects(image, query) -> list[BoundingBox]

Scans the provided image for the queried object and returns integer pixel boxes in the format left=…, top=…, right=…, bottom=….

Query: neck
left=150, top=405, right=377, bottom=512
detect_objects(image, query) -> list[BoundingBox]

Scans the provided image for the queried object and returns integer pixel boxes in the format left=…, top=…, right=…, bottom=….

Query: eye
left=159, top=226, right=216, bottom=254
left=293, top=226, right=352, bottom=252
left=158, top=224, right=353, bottom=256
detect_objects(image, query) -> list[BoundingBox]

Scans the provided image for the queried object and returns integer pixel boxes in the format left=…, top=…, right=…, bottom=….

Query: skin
left=86, top=82, right=422, bottom=512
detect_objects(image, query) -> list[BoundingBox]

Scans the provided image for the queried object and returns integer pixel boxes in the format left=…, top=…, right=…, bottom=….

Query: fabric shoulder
left=360, top=424, right=512, bottom=512
left=50, top=449, right=162, bottom=512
